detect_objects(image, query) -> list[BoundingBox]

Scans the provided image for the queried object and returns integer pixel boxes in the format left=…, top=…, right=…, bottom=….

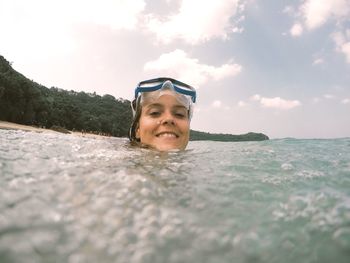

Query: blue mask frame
left=134, top=77, right=196, bottom=103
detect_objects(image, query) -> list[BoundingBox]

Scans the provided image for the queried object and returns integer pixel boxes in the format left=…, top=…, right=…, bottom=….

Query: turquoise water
left=0, top=129, right=350, bottom=263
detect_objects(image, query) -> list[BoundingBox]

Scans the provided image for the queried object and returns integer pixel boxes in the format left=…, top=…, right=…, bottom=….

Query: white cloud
left=332, top=31, right=350, bottom=63
left=312, top=95, right=344, bottom=103
left=340, top=42, right=350, bottom=63
left=211, top=100, right=231, bottom=110
left=300, top=0, right=350, bottom=30
left=0, top=0, right=72, bottom=57
left=286, top=0, right=350, bottom=32
left=232, top=27, right=244, bottom=33
left=143, top=49, right=242, bottom=87
left=238, top=100, right=247, bottom=107
left=300, top=0, right=332, bottom=29
left=251, top=94, right=301, bottom=110
left=283, top=6, right=295, bottom=16
left=260, top=97, right=301, bottom=110
left=341, top=98, right=350, bottom=104
left=290, top=23, right=303, bottom=37
left=212, top=100, right=222, bottom=108
left=84, top=0, right=146, bottom=30
left=287, top=0, right=350, bottom=62
left=0, top=0, right=145, bottom=30
left=0, top=0, right=146, bottom=58
left=313, top=58, right=324, bottom=65
left=145, top=0, right=243, bottom=44
left=323, top=94, right=335, bottom=99
left=250, top=94, right=261, bottom=101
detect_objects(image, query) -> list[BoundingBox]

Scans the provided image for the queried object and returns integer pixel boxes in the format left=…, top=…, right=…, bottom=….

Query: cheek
left=180, top=120, right=190, bottom=135
left=138, top=117, right=157, bottom=135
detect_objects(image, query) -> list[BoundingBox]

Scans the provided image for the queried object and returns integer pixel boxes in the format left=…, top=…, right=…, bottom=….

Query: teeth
left=158, top=133, right=176, bottom=138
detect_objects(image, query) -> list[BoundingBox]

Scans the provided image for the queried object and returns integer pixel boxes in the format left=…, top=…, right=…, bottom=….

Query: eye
left=149, top=111, right=161, bottom=117
left=174, top=111, right=187, bottom=119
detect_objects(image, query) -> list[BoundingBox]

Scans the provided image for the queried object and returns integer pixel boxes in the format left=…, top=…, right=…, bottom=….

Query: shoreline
left=0, top=121, right=110, bottom=139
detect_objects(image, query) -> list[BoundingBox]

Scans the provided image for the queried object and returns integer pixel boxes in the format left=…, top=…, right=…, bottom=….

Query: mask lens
left=136, top=78, right=196, bottom=103
left=174, top=83, right=192, bottom=92
left=139, top=81, right=163, bottom=88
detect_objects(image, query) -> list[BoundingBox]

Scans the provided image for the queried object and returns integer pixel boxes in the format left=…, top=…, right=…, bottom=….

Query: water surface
left=1, top=129, right=350, bottom=263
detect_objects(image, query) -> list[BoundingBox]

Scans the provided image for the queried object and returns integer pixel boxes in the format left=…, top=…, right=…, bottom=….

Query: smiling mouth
left=156, top=132, right=179, bottom=138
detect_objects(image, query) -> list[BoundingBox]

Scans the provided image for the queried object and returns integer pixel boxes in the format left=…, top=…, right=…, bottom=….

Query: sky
left=1, top=0, right=349, bottom=139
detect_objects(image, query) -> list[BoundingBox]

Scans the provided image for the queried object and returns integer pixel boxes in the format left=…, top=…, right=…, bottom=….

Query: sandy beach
left=0, top=121, right=109, bottom=139
left=0, top=121, right=56, bottom=133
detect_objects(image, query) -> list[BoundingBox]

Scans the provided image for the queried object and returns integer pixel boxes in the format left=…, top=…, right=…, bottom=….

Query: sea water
left=0, top=129, right=350, bottom=263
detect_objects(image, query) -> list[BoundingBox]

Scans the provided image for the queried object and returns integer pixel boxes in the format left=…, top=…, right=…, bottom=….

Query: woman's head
left=129, top=78, right=196, bottom=151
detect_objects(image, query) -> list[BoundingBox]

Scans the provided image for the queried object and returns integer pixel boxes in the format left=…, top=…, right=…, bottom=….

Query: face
left=136, top=95, right=190, bottom=151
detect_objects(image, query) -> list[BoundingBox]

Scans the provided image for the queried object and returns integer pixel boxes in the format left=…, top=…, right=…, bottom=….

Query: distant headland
left=0, top=55, right=268, bottom=141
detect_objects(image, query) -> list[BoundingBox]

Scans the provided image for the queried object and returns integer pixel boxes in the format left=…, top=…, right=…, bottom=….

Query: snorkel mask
left=129, top=77, right=197, bottom=142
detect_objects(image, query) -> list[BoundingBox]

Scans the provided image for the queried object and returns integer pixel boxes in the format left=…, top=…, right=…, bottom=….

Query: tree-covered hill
left=0, top=55, right=268, bottom=141
left=0, top=55, right=132, bottom=136
left=189, top=130, right=269, bottom=141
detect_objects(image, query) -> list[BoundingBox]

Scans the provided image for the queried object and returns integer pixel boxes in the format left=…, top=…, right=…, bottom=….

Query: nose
left=160, top=111, right=175, bottom=125
left=161, top=118, right=175, bottom=125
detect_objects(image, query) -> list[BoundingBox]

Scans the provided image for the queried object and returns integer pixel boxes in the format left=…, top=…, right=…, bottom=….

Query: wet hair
left=128, top=98, right=141, bottom=143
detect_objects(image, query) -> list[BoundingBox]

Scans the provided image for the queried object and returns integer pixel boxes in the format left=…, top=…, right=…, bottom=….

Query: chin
left=150, top=137, right=187, bottom=151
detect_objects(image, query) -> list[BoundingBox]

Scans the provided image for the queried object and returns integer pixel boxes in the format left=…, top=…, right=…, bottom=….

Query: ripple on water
left=333, top=227, right=350, bottom=250
left=1, top=130, right=350, bottom=263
